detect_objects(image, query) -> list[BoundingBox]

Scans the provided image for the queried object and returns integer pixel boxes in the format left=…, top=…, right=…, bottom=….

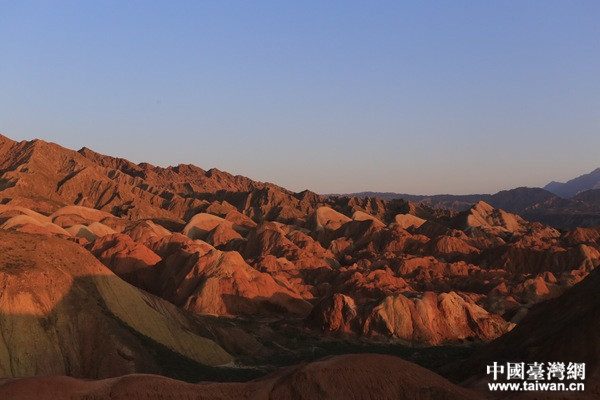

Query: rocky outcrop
left=394, top=213, right=426, bottom=229
left=458, top=201, right=529, bottom=237
left=309, top=293, right=359, bottom=334
left=87, top=233, right=161, bottom=287
left=363, top=291, right=511, bottom=344
left=154, top=246, right=312, bottom=316
left=308, top=206, right=352, bottom=231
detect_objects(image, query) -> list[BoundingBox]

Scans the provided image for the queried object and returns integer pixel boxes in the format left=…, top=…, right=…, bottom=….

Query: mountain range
left=336, top=167, right=600, bottom=230
left=0, top=132, right=599, bottom=399
left=545, top=168, right=600, bottom=198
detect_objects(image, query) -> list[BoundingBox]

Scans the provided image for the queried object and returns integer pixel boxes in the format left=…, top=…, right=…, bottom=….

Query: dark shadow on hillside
left=0, top=271, right=264, bottom=382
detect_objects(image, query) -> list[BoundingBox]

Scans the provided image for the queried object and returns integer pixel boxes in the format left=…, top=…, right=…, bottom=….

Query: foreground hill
left=0, top=230, right=231, bottom=378
left=0, top=354, right=478, bottom=400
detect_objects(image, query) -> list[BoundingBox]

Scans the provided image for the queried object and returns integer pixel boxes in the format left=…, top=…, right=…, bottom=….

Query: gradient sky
left=1, top=1, right=599, bottom=195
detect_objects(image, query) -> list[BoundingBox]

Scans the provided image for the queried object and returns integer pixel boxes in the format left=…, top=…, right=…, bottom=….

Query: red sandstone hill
left=0, top=231, right=231, bottom=378
left=0, top=134, right=299, bottom=224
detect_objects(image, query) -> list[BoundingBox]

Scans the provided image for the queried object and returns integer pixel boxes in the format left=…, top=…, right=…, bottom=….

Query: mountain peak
left=0, top=133, right=17, bottom=144
left=544, top=167, right=600, bottom=198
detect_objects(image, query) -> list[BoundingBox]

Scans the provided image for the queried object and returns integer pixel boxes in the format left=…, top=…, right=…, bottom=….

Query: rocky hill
left=1, top=133, right=599, bottom=397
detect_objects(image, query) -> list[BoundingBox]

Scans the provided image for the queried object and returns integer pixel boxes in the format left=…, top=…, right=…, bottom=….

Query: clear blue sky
left=1, top=1, right=599, bottom=194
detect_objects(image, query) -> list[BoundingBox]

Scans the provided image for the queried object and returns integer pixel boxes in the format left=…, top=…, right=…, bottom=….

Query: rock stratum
left=1, top=133, right=599, bottom=398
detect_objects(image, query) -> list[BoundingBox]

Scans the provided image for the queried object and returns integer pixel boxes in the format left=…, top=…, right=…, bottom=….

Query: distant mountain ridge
left=2, top=132, right=600, bottom=230
left=544, top=167, right=600, bottom=198
left=332, top=167, right=600, bottom=203
left=332, top=187, right=559, bottom=212
left=331, top=169, right=600, bottom=230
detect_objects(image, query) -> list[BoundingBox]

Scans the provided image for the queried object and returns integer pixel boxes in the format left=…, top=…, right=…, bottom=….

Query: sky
left=1, top=1, right=599, bottom=195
